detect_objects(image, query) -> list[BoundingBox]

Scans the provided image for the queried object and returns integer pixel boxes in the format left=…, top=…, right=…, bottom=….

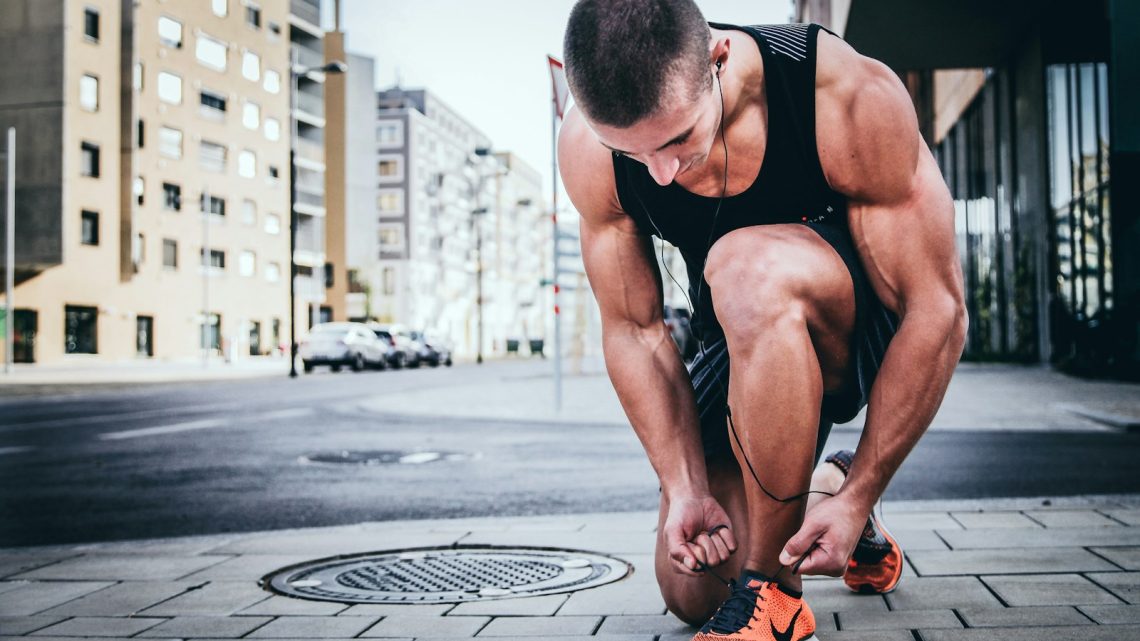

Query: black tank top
left=613, top=22, right=846, bottom=341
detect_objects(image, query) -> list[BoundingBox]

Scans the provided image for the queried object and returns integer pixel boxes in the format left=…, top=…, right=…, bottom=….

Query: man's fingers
left=692, top=533, right=722, bottom=567
left=711, top=525, right=737, bottom=554
left=779, top=519, right=826, bottom=566
left=707, top=530, right=730, bottom=562
left=669, top=545, right=702, bottom=576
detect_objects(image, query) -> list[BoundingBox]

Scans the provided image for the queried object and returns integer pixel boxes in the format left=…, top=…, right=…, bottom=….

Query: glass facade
left=934, top=69, right=1033, bottom=361
left=1046, top=63, right=1113, bottom=369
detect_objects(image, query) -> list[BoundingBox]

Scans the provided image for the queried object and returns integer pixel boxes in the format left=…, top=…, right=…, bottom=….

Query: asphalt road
left=2, top=364, right=1139, bottom=547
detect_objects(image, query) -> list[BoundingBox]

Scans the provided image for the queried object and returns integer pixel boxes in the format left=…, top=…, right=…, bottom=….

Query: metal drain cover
left=299, top=450, right=477, bottom=465
left=264, top=546, right=630, bottom=603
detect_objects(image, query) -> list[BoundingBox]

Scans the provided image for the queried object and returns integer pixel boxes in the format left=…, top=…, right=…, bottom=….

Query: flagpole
left=551, top=97, right=562, bottom=413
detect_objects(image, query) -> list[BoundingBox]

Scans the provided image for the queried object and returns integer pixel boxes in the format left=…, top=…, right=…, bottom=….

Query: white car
left=299, top=322, right=391, bottom=373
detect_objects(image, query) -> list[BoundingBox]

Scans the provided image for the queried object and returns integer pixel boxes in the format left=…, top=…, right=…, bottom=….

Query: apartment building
left=0, top=0, right=304, bottom=364
left=796, top=0, right=1139, bottom=377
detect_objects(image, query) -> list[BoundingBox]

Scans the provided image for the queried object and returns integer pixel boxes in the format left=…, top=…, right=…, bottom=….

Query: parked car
left=664, top=306, right=697, bottom=361
left=368, top=323, right=421, bottom=369
left=299, top=322, right=391, bottom=373
left=411, top=330, right=453, bottom=367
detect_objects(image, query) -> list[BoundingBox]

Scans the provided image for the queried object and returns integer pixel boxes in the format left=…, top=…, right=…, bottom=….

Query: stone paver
left=0, top=553, right=80, bottom=580
left=238, top=594, right=346, bottom=616
left=908, top=548, right=1117, bottom=575
left=595, top=614, right=693, bottom=636
left=451, top=594, right=569, bottom=616
left=981, top=574, right=1121, bottom=606
left=0, top=581, right=115, bottom=616
left=142, top=581, right=272, bottom=616
left=42, top=580, right=199, bottom=616
left=877, top=512, right=962, bottom=531
left=958, top=605, right=1092, bottom=627
left=29, top=615, right=165, bottom=637
left=210, top=530, right=461, bottom=556
left=477, top=615, right=600, bottom=636
left=883, top=576, right=1002, bottom=611
left=816, top=632, right=914, bottom=641
left=920, top=625, right=1140, bottom=641
left=359, top=615, right=490, bottom=638
left=247, top=615, right=379, bottom=638
left=338, top=603, right=454, bottom=616
left=836, top=608, right=962, bottom=631
left=950, top=511, right=1042, bottom=529
left=12, top=555, right=229, bottom=581
left=1091, top=546, right=1140, bottom=570
left=802, top=580, right=888, bottom=613
left=938, top=527, right=1140, bottom=550
left=0, top=616, right=66, bottom=635
left=180, top=554, right=312, bottom=581
left=1087, top=571, right=1140, bottom=604
left=1025, top=510, right=1123, bottom=528
left=1102, top=509, right=1140, bottom=525
left=1079, top=604, right=1140, bottom=624
left=142, top=615, right=273, bottom=638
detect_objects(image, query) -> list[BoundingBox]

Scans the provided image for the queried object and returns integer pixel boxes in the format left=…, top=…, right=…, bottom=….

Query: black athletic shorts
left=687, top=221, right=899, bottom=464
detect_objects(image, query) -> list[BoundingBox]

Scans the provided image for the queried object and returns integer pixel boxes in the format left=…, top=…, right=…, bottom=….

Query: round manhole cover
left=263, top=546, right=631, bottom=603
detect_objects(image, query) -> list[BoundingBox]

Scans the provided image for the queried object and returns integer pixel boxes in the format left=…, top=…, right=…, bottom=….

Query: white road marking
left=98, top=418, right=227, bottom=441
left=96, top=407, right=314, bottom=441
left=0, top=446, right=34, bottom=455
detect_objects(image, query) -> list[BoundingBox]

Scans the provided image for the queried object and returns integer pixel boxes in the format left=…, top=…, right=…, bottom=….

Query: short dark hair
left=563, top=0, right=711, bottom=128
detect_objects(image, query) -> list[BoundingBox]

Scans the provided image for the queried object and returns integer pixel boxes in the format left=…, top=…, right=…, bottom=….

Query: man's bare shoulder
left=558, top=107, right=629, bottom=226
left=814, top=30, right=920, bottom=205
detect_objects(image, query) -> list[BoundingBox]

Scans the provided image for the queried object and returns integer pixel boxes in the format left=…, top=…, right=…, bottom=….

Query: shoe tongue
left=738, top=569, right=773, bottom=589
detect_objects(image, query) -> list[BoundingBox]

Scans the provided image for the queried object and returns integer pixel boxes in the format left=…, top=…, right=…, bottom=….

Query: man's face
left=588, top=73, right=720, bottom=187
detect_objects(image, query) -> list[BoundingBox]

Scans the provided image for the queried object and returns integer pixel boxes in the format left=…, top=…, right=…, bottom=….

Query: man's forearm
left=838, top=304, right=967, bottom=511
left=603, top=324, right=709, bottom=498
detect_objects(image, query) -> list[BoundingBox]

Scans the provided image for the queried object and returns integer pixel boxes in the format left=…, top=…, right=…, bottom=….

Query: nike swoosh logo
left=770, top=606, right=802, bottom=641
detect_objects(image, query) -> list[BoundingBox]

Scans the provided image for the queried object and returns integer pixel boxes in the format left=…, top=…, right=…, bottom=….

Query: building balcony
left=294, top=90, right=324, bottom=123
left=292, top=45, right=325, bottom=73
left=294, top=137, right=325, bottom=170
left=289, top=0, right=321, bottom=30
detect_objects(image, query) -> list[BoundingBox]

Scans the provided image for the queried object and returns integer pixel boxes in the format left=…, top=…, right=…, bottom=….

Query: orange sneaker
left=692, top=571, right=817, bottom=641
left=823, top=449, right=905, bottom=594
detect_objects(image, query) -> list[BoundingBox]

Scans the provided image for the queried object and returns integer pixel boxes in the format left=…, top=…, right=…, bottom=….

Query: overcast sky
left=337, top=0, right=792, bottom=204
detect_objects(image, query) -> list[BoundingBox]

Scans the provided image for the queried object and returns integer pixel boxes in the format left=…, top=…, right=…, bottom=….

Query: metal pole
left=4, top=128, right=14, bottom=374
left=476, top=216, right=484, bottom=364
left=202, top=185, right=209, bottom=368
left=288, top=50, right=299, bottom=377
left=551, top=101, right=562, bottom=411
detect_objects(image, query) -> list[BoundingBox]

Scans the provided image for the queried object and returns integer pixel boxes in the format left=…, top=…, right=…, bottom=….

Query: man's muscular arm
left=560, top=108, right=736, bottom=575
left=781, top=34, right=968, bottom=575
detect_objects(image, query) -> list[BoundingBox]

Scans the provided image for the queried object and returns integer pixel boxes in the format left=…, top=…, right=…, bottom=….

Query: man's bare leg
left=704, top=225, right=856, bottom=593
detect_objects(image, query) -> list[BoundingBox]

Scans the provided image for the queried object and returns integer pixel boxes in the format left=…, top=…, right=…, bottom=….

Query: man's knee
left=659, top=580, right=721, bottom=627
left=704, top=229, right=809, bottom=342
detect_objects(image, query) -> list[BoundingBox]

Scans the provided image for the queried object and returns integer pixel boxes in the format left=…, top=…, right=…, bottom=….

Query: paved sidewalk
left=2, top=496, right=1140, bottom=640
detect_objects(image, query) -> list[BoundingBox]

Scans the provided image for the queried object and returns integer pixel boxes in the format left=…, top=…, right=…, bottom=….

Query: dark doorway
left=136, top=315, right=154, bottom=357
left=14, top=309, right=36, bottom=363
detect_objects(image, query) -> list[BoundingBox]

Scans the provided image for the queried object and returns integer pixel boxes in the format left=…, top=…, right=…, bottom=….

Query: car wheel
left=351, top=353, right=365, bottom=372
left=331, top=364, right=342, bottom=373
left=445, top=356, right=453, bottom=367
left=392, top=353, right=405, bottom=369
left=303, top=361, right=314, bottom=373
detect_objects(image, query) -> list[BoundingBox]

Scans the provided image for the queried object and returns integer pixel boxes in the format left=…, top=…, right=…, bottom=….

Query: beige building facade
left=0, top=0, right=299, bottom=364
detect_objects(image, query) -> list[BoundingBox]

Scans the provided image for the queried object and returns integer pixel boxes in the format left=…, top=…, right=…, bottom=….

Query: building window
left=201, top=313, right=221, bottom=352
left=136, top=119, right=145, bottom=149
left=134, top=62, right=144, bottom=91
left=379, top=224, right=404, bottom=249
left=81, top=210, right=99, bottom=245
left=157, top=16, right=183, bottom=48
left=133, top=232, right=146, bottom=267
left=377, top=121, right=403, bottom=147
left=238, top=149, right=256, bottom=178
left=263, top=69, right=280, bottom=94
left=268, top=21, right=281, bottom=36
left=267, top=165, right=279, bottom=180
left=137, top=316, right=154, bottom=357
left=377, top=157, right=402, bottom=180
left=80, top=141, right=100, bottom=177
left=382, top=267, right=395, bottom=295
left=199, top=140, right=227, bottom=172
left=242, top=101, right=259, bottom=129
left=211, top=0, right=227, bottom=17
left=242, top=50, right=260, bottom=82
left=199, top=89, right=227, bottom=118
left=195, top=34, right=227, bottom=71
left=201, top=248, right=226, bottom=270
left=264, top=213, right=281, bottom=234
left=377, top=189, right=403, bottom=216
left=65, top=305, right=98, bottom=354
left=245, top=4, right=261, bottom=28
left=264, top=117, right=280, bottom=141
left=265, top=262, right=280, bottom=282
left=84, top=7, right=99, bottom=41
left=201, top=193, right=226, bottom=217
left=162, top=182, right=181, bottom=211
left=241, top=199, right=256, bottom=225
left=239, top=250, right=256, bottom=276
left=134, top=176, right=144, bottom=205
left=163, top=238, right=178, bottom=269
left=157, top=71, right=182, bottom=104
left=158, top=126, right=183, bottom=159
left=79, top=74, right=99, bottom=111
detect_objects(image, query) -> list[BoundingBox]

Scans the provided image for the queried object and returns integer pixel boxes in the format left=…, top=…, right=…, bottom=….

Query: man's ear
left=709, top=35, right=731, bottom=73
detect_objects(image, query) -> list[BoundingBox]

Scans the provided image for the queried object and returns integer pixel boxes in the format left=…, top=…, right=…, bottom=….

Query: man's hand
left=778, top=494, right=866, bottom=576
left=663, top=494, right=738, bottom=576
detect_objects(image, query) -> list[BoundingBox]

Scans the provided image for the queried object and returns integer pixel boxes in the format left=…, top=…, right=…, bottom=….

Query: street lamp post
left=288, top=57, right=346, bottom=378
left=472, top=206, right=487, bottom=364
